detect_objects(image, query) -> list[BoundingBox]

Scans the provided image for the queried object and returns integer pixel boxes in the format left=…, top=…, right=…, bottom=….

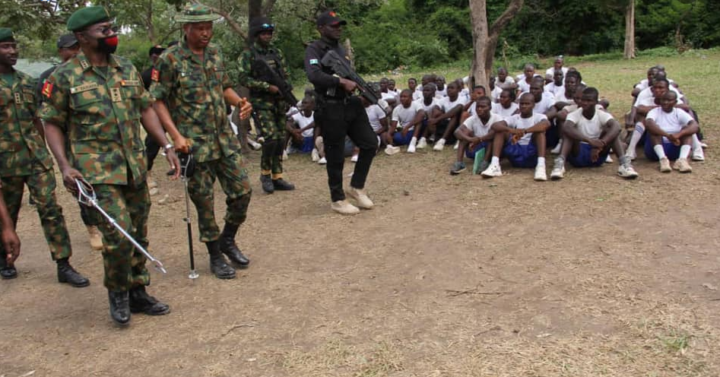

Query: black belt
left=323, top=97, right=349, bottom=104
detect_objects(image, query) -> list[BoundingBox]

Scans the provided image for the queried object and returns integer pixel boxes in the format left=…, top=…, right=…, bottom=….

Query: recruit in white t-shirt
left=545, top=66, right=569, bottom=78
left=566, top=108, right=614, bottom=140
left=462, top=112, right=503, bottom=138
left=392, top=101, right=422, bottom=129
left=505, top=113, right=548, bottom=145
left=491, top=102, right=519, bottom=120
left=495, top=76, right=516, bottom=88
left=435, top=87, right=447, bottom=98
left=414, top=98, right=439, bottom=117
left=381, top=91, right=398, bottom=103
left=533, top=92, right=556, bottom=115
left=646, top=107, right=694, bottom=135
left=544, top=82, right=563, bottom=96
left=635, top=86, right=684, bottom=105
left=412, top=90, right=423, bottom=101
left=438, top=95, right=468, bottom=113
left=365, top=104, right=387, bottom=133
left=291, top=112, right=315, bottom=138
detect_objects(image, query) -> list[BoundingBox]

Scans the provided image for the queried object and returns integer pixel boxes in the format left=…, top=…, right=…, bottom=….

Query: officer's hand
left=239, top=98, right=253, bottom=120
left=2, top=227, right=20, bottom=265
left=173, top=135, right=191, bottom=154
left=165, top=149, right=181, bottom=180
left=339, top=78, right=358, bottom=93
left=61, top=167, right=85, bottom=194
left=268, top=85, right=280, bottom=94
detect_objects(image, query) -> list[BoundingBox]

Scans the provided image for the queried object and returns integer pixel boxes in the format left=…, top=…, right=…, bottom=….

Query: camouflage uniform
left=150, top=41, right=252, bottom=243
left=40, top=53, right=152, bottom=291
left=237, top=41, right=290, bottom=179
left=0, top=69, right=73, bottom=262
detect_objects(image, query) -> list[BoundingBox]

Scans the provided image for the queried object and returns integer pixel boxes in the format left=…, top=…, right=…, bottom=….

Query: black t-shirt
left=141, top=68, right=153, bottom=90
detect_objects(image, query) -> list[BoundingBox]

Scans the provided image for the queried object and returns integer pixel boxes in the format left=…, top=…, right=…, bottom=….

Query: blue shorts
left=644, top=138, right=681, bottom=161
left=393, top=130, right=414, bottom=146
left=301, top=136, right=314, bottom=153
left=503, top=142, right=538, bottom=168
left=465, top=141, right=489, bottom=159
left=568, top=143, right=608, bottom=168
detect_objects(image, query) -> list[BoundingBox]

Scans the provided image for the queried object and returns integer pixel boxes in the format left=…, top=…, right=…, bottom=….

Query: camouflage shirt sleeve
left=39, top=70, right=70, bottom=131
left=217, top=49, right=233, bottom=91
left=150, top=53, right=175, bottom=101
left=278, top=48, right=291, bottom=80
left=129, top=64, right=153, bottom=110
left=237, top=50, right=270, bottom=92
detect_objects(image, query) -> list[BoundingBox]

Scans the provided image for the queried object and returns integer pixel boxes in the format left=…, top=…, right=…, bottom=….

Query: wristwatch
left=163, top=143, right=173, bottom=151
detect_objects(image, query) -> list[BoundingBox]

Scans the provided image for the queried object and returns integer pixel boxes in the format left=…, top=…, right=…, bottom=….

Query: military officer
left=238, top=17, right=295, bottom=194
left=304, top=11, right=377, bottom=215
left=0, top=28, right=89, bottom=285
left=41, top=7, right=180, bottom=325
left=151, top=4, right=254, bottom=280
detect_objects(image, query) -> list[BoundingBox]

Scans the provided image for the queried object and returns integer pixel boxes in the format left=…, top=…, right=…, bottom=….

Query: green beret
left=67, top=6, right=113, bottom=32
left=175, top=3, right=221, bottom=23
left=0, top=28, right=14, bottom=43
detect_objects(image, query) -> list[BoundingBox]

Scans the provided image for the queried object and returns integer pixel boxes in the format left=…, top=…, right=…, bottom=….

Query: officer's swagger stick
left=178, top=152, right=199, bottom=279
left=75, top=179, right=167, bottom=274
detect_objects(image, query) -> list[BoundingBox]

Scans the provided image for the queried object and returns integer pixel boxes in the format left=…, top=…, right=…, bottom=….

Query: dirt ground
left=3, top=61, right=720, bottom=376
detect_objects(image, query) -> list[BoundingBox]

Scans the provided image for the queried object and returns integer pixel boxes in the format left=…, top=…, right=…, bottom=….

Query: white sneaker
left=550, top=162, right=565, bottom=180
left=318, top=157, right=327, bottom=165
left=618, top=163, right=639, bottom=179
left=659, top=157, right=671, bottom=172
left=345, top=187, right=374, bottom=209
left=384, top=145, right=400, bottom=156
left=605, top=155, right=613, bottom=163
left=481, top=163, right=502, bottom=178
left=351, top=154, right=359, bottom=163
left=331, top=200, right=360, bottom=215
left=453, top=141, right=460, bottom=150
left=433, top=138, right=446, bottom=151
left=311, top=148, right=320, bottom=162
left=407, top=143, right=416, bottom=153
left=416, top=138, right=427, bottom=149
left=673, top=158, right=692, bottom=173
left=692, top=147, right=705, bottom=161
left=248, top=139, right=262, bottom=151
left=534, top=165, right=547, bottom=181
left=550, top=143, right=562, bottom=154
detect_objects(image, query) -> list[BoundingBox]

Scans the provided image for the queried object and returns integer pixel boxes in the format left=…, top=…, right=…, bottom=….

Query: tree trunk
left=469, top=0, right=524, bottom=89
left=344, top=38, right=355, bottom=70
left=146, top=0, right=155, bottom=44
left=623, top=0, right=635, bottom=59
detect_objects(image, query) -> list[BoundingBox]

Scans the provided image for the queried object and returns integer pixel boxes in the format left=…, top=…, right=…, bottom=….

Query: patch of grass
left=355, top=341, right=404, bottom=377
left=659, top=330, right=692, bottom=354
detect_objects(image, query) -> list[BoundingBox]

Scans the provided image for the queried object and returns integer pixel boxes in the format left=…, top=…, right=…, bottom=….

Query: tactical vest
left=250, top=47, right=283, bottom=87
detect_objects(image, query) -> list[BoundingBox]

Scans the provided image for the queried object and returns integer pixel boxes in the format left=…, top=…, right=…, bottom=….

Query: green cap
left=67, top=6, right=113, bottom=32
left=0, top=28, right=14, bottom=43
left=175, top=3, right=221, bottom=23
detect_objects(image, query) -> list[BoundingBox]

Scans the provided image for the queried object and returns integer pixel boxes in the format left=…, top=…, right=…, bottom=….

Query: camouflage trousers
left=255, top=106, right=286, bottom=178
left=88, top=182, right=151, bottom=292
left=0, top=169, right=72, bottom=261
left=188, top=152, right=252, bottom=242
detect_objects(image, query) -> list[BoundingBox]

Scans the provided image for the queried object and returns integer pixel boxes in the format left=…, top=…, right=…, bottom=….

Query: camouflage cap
left=0, top=28, right=14, bottom=43
left=175, top=3, right=221, bottom=23
left=67, top=6, right=113, bottom=32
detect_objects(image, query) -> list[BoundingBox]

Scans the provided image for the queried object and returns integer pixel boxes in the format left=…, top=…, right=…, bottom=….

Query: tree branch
left=488, top=0, right=524, bottom=39
left=194, top=1, right=247, bottom=41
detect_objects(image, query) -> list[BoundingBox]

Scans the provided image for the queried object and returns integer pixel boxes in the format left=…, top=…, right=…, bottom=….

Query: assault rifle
left=320, top=50, right=380, bottom=105
left=252, top=58, right=298, bottom=106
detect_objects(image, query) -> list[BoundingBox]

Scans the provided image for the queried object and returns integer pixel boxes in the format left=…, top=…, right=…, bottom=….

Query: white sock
left=628, top=123, right=645, bottom=152
left=410, top=137, right=417, bottom=146
left=653, top=145, right=666, bottom=160
left=537, top=157, right=546, bottom=166
left=680, top=145, right=691, bottom=159
left=491, top=156, right=500, bottom=165
left=438, top=138, right=445, bottom=143
left=692, top=134, right=702, bottom=151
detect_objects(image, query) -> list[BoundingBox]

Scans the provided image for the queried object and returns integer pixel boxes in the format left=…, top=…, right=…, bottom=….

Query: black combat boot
left=219, top=223, right=250, bottom=268
left=0, top=256, right=17, bottom=279
left=260, top=174, right=274, bottom=194
left=129, top=286, right=170, bottom=315
left=207, top=240, right=236, bottom=279
left=272, top=178, right=295, bottom=191
left=108, top=290, right=131, bottom=325
left=57, top=258, right=90, bottom=287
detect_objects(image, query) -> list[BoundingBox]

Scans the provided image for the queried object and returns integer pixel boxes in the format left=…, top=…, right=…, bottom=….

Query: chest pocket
left=120, top=79, right=144, bottom=117
left=178, top=68, right=207, bottom=104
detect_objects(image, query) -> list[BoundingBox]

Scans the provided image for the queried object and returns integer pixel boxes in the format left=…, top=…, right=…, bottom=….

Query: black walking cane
left=178, top=152, right=199, bottom=279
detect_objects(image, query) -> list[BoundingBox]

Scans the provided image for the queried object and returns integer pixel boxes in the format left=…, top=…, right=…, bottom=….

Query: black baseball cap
left=57, top=34, right=78, bottom=49
left=148, top=45, right=165, bottom=56
left=316, top=10, right=346, bottom=27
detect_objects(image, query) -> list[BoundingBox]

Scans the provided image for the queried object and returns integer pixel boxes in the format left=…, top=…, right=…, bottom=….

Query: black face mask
left=97, top=35, right=118, bottom=54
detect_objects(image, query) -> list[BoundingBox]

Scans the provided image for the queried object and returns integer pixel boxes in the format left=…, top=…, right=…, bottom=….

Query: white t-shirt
left=462, top=113, right=503, bottom=138
left=517, top=75, right=542, bottom=93
left=635, top=86, right=684, bottom=105
left=365, top=104, right=387, bottom=132
left=544, top=82, right=563, bottom=95
left=545, top=66, right=569, bottom=78
left=505, top=113, right=548, bottom=145
left=635, top=78, right=676, bottom=91
left=412, top=90, right=423, bottom=101
left=291, top=112, right=315, bottom=138
left=438, top=96, right=468, bottom=113
left=554, top=87, right=574, bottom=104
left=460, top=88, right=471, bottom=103
left=533, top=92, right=556, bottom=115
left=566, top=108, right=614, bottom=140
left=491, top=86, right=503, bottom=101
left=492, top=102, right=519, bottom=120
left=646, top=107, right=694, bottom=134
left=435, top=87, right=447, bottom=98
left=495, top=76, right=515, bottom=88
left=381, top=91, right=398, bottom=103
left=414, top=98, right=439, bottom=116
left=392, top=101, right=422, bottom=129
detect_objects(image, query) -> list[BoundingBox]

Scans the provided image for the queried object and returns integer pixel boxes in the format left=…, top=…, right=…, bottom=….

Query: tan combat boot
left=87, top=226, right=103, bottom=251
